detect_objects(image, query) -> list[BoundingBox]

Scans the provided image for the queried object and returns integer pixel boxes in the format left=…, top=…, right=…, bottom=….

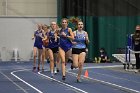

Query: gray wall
left=0, top=17, right=57, bottom=61
left=0, top=0, right=57, bottom=17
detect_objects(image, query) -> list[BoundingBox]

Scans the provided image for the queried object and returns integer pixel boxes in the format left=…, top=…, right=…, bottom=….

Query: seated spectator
left=95, top=48, right=110, bottom=63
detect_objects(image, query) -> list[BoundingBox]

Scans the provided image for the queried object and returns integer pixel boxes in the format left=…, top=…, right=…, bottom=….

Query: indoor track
left=0, top=61, right=140, bottom=93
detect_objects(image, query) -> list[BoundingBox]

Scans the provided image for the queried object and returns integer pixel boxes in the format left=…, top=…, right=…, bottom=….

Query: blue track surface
left=0, top=61, right=140, bottom=93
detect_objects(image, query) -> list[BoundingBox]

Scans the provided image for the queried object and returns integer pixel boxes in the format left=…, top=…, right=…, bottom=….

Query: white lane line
left=11, top=69, right=43, bottom=93
left=81, top=65, right=140, bottom=84
left=67, top=65, right=123, bottom=72
left=0, top=71, right=28, bottom=93
left=38, top=71, right=88, bottom=93
left=89, top=70, right=140, bottom=84
left=67, top=72, right=140, bottom=93
left=83, top=65, right=123, bottom=69
left=67, top=65, right=140, bottom=93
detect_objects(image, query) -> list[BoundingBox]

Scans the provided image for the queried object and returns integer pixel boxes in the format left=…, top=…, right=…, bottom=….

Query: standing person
left=132, top=25, right=140, bottom=72
left=72, top=21, right=89, bottom=82
left=46, top=22, right=59, bottom=77
left=32, top=24, right=44, bottom=72
left=58, top=18, right=74, bottom=81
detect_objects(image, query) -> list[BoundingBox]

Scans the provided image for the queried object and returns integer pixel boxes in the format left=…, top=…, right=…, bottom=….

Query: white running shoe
left=54, top=70, right=57, bottom=74
left=51, top=73, right=54, bottom=78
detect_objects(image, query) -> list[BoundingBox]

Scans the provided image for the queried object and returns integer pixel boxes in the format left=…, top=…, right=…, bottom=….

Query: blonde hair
left=42, top=24, right=48, bottom=30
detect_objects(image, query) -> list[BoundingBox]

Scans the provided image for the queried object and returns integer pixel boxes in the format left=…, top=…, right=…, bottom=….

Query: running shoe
left=71, top=64, right=73, bottom=70
left=42, top=68, right=44, bottom=72
left=51, top=73, right=54, bottom=78
left=77, top=79, right=82, bottom=83
left=62, top=76, right=66, bottom=81
left=32, top=67, right=36, bottom=72
left=37, top=67, right=40, bottom=72
left=54, top=69, right=57, bottom=74
left=57, top=69, right=59, bottom=72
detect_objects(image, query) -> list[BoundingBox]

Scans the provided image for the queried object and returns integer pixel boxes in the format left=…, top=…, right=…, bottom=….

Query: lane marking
left=9, top=64, right=140, bottom=93
left=82, top=65, right=140, bottom=84
left=68, top=65, right=140, bottom=84
left=11, top=69, right=43, bottom=93
left=83, top=65, right=123, bottom=69
left=38, top=71, right=88, bottom=93
left=0, top=71, right=28, bottom=93
left=89, top=70, right=140, bottom=84
left=67, top=65, right=140, bottom=93
left=72, top=65, right=140, bottom=83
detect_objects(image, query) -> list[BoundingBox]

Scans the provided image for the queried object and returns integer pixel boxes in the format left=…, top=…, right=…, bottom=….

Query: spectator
left=95, top=48, right=110, bottom=63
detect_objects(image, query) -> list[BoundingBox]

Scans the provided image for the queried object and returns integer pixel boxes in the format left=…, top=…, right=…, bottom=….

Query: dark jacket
left=132, top=32, right=140, bottom=51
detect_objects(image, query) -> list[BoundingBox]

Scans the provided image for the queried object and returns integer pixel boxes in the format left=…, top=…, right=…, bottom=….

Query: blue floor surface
left=0, top=61, right=140, bottom=93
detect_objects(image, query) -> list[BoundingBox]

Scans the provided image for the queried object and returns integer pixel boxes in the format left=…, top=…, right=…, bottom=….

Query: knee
left=73, top=64, right=78, bottom=68
left=34, top=54, right=37, bottom=57
left=61, top=61, right=65, bottom=64
left=78, top=62, right=83, bottom=68
left=49, top=58, right=54, bottom=62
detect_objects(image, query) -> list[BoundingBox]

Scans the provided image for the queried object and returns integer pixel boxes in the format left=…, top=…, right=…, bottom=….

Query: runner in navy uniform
left=32, top=24, right=44, bottom=72
left=42, top=24, right=49, bottom=72
left=58, top=18, right=74, bottom=81
left=47, top=22, right=59, bottom=77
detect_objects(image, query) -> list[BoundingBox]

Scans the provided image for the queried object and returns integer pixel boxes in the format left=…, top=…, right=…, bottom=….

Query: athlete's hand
left=85, top=33, right=90, bottom=43
left=32, top=36, right=34, bottom=40
left=61, top=32, right=67, bottom=37
left=85, top=36, right=89, bottom=41
left=54, top=37, right=57, bottom=42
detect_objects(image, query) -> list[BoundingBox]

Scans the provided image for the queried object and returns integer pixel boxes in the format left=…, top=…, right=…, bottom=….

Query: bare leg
left=48, top=49, right=54, bottom=77
left=66, top=49, right=72, bottom=65
left=59, top=47, right=66, bottom=80
left=56, top=53, right=61, bottom=72
left=42, top=48, right=45, bottom=71
left=54, top=53, right=58, bottom=74
left=72, top=54, right=79, bottom=68
left=33, top=47, right=37, bottom=71
left=38, top=49, right=43, bottom=71
left=77, top=52, right=86, bottom=81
